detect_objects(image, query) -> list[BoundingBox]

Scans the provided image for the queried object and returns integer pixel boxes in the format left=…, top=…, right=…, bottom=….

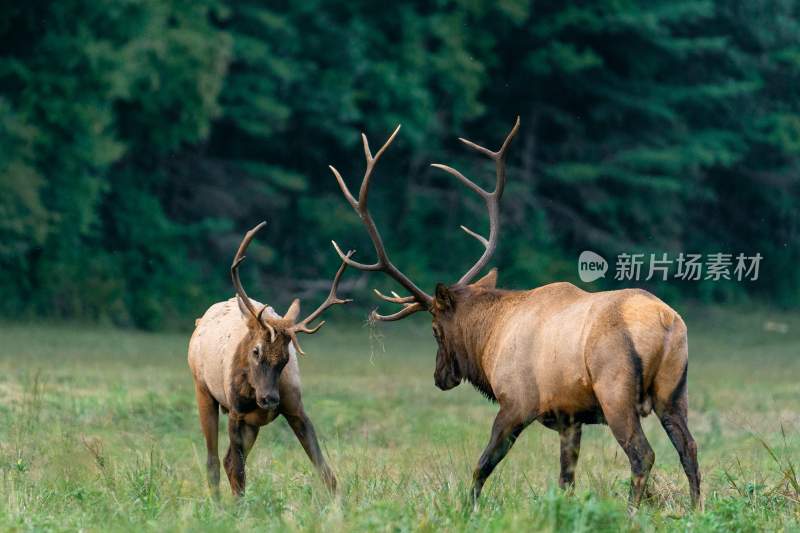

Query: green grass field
left=1, top=305, right=799, bottom=531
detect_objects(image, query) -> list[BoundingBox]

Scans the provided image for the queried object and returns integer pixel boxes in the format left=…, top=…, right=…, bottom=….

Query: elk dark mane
left=465, top=374, right=497, bottom=403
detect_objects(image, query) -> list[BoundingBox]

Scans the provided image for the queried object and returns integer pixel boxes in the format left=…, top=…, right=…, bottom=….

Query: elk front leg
left=241, top=423, right=260, bottom=460
left=223, top=415, right=248, bottom=496
left=194, top=381, right=220, bottom=498
left=558, top=423, right=582, bottom=489
left=471, top=409, right=525, bottom=508
left=284, top=409, right=337, bottom=493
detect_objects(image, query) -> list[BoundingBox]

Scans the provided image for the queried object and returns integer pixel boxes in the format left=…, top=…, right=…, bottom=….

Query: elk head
left=232, top=222, right=352, bottom=409
left=330, top=118, right=519, bottom=390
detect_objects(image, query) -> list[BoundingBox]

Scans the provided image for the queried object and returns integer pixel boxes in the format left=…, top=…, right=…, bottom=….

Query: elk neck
left=448, top=287, right=510, bottom=401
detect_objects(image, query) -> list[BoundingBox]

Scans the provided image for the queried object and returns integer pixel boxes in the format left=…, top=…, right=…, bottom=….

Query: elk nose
left=259, top=393, right=280, bottom=409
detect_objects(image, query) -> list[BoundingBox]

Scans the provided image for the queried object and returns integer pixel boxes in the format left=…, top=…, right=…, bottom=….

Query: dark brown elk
left=188, top=222, right=350, bottom=496
left=330, top=119, right=701, bottom=509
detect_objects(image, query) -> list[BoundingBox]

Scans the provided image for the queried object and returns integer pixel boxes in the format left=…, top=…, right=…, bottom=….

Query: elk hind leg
left=558, top=423, right=582, bottom=489
left=595, top=385, right=655, bottom=508
left=655, top=365, right=701, bottom=509
left=613, top=412, right=654, bottom=508
left=194, top=381, right=220, bottom=497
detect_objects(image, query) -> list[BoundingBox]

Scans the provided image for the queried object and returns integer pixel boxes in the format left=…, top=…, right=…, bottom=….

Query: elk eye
left=252, top=346, right=260, bottom=356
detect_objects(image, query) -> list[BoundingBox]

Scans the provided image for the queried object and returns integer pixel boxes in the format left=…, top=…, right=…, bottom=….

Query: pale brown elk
left=188, top=222, right=349, bottom=496
left=330, top=119, right=701, bottom=509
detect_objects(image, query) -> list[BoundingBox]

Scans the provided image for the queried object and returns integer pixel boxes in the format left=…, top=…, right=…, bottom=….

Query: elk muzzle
left=254, top=366, right=282, bottom=410
left=257, top=391, right=280, bottom=410
left=434, top=346, right=461, bottom=390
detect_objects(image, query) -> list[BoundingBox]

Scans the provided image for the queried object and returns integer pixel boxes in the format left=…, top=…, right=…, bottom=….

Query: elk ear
left=434, top=283, right=456, bottom=313
left=284, top=298, right=301, bottom=322
left=472, top=268, right=498, bottom=289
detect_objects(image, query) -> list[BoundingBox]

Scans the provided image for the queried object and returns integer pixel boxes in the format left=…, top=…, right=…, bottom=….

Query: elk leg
left=558, top=423, right=582, bottom=489
left=471, top=409, right=525, bottom=507
left=194, top=381, right=220, bottom=497
left=242, top=423, right=260, bottom=460
left=603, top=409, right=654, bottom=508
left=223, top=415, right=247, bottom=496
left=657, top=396, right=701, bottom=508
left=285, top=410, right=337, bottom=493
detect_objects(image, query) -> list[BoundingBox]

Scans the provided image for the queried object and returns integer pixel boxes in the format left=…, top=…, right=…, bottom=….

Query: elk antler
left=330, top=125, right=434, bottom=321
left=431, top=116, right=520, bottom=285
left=286, top=252, right=354, bottom=355
left=231, top=221, right=277, bottom=341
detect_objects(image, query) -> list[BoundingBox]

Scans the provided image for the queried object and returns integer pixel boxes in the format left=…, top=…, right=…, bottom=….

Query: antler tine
left=330, top=165, right=358, bottom=210
left=459, top=116, right=521, bottom=162
left=496, top=116, right=521, bottom=158
left=362, top=132, right=373, bottom=161
left=329, top=125, right=433, bottom=318
left=288, top=251, right=354, bottom=355
left=331, top=240, right=381, bottom=271
left=359, top=125, right=401, bottom=208
left=429, top=163, right=490, bottom=197
left=373, top=288, right=416, bottom=304
left=460, top=224, right=489, bottom=247
left=370, top=302, right=426, bottom=322
left=431, top=116, right=520, bottom=285
left=231, top=221, right=277, bottom=340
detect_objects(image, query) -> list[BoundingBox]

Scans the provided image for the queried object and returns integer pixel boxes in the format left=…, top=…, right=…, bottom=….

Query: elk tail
left=659, top=308, right=676, bottom=330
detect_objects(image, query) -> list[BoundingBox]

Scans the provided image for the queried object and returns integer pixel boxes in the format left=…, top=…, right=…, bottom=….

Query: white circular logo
left=578, top=251, right=608, bottom=282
